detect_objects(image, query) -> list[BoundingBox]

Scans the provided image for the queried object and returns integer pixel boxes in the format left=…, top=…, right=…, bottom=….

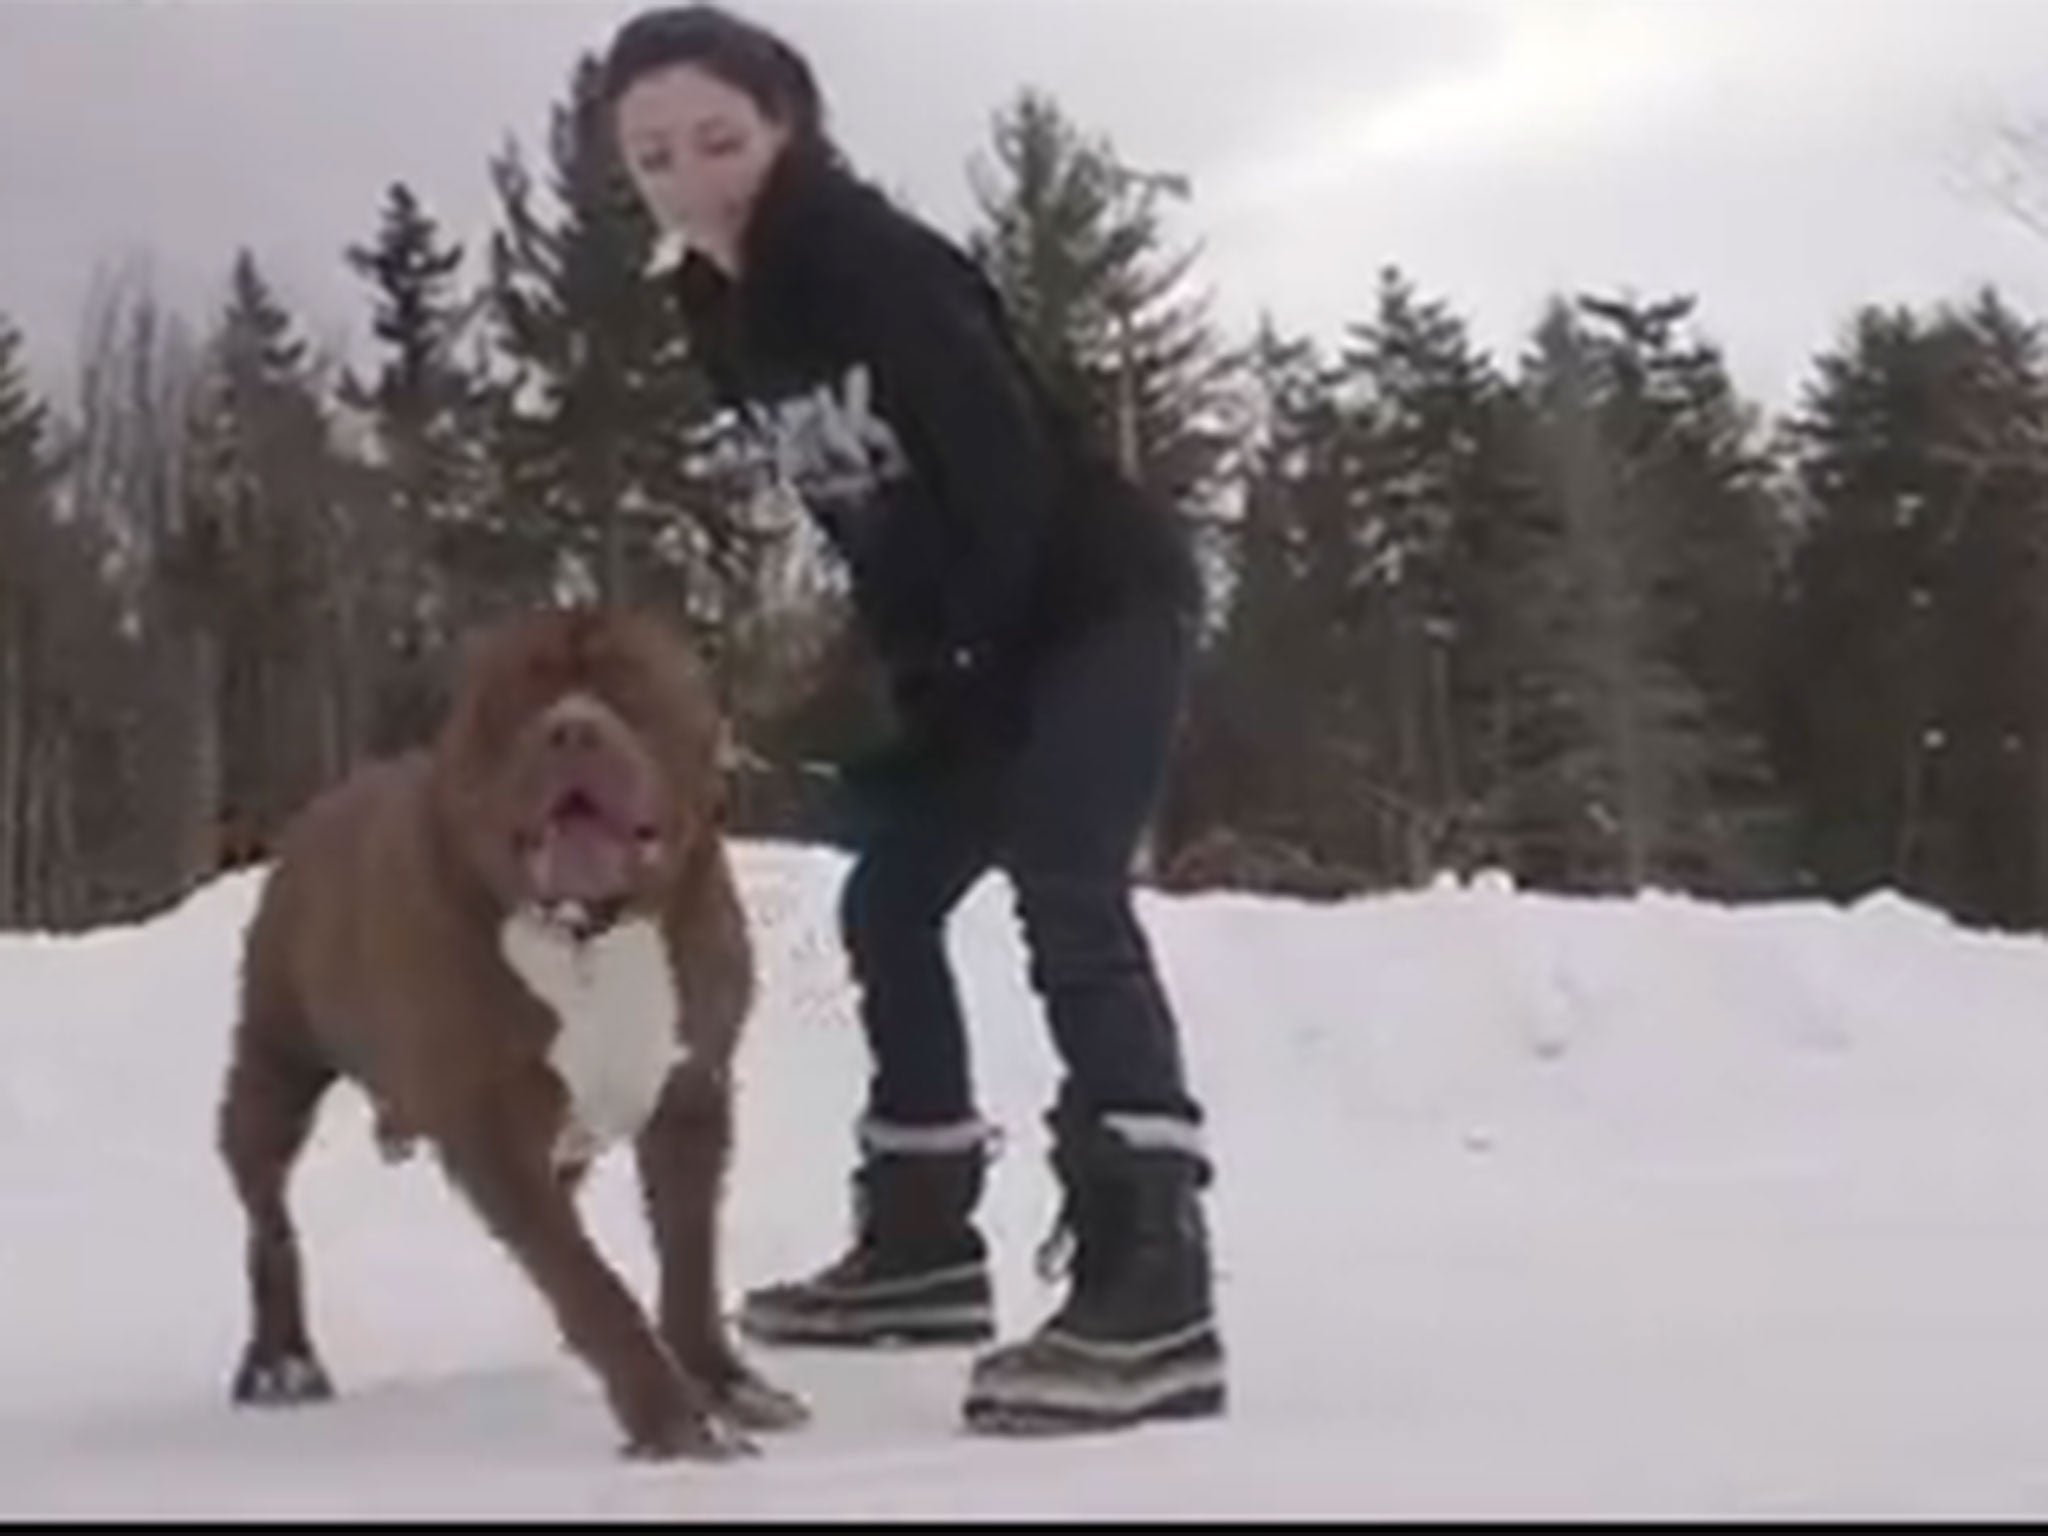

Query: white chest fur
left=499, top=913, right=685, bottom=1167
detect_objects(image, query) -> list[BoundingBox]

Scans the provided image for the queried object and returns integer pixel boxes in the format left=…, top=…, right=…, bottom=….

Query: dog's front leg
left=436, top=1102, right=749, bottom=1460
left=637, top=1067, right=809, bottom=1431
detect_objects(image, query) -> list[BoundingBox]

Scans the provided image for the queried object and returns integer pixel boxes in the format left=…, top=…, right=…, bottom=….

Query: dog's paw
left=622, top=1408, right=758, bottom=1463
left=716, top=1370, right=810, bottom=1433
left=231, top=1349, right=335, bottom=1407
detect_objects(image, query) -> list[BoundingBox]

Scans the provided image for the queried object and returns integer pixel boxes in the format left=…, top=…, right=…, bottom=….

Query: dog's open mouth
left=523, top=785, right=659, bottom=907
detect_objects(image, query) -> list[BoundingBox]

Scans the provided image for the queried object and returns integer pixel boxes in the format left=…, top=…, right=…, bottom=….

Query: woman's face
left=615, top=62, right=791, bottom=271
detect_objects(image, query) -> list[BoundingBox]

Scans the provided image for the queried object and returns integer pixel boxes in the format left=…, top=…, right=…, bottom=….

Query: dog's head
left=430, top=604, right=726, bottom=929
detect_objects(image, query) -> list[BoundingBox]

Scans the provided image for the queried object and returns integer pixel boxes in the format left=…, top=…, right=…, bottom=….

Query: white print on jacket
left=743, top=363, right=911, bottom=518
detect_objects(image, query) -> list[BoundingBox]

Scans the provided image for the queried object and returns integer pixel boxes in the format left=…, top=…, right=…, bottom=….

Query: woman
left=602, top=4, right=1225, bottom=1436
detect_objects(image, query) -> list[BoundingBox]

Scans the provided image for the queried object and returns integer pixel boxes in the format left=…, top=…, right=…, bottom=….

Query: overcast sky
left=4, top=0, right=2047, bottom=413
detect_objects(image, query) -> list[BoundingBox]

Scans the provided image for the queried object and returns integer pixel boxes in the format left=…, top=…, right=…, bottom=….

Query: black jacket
left=672, top=146, right=1199, bottom=751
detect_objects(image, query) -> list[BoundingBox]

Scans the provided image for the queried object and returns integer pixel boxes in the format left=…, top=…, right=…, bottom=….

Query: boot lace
left=1034, top=1201, right=1077, bottom=1282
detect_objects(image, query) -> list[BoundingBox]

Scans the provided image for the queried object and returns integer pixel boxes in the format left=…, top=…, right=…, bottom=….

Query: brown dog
left=215, top=604, right=805, bottom=1460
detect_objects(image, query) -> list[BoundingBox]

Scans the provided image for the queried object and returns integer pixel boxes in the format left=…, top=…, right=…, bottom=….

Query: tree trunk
left=0, top=614, right=21, bottom=926
left=20, top=693, right=50, bottom=930
left=181, top=625, right=223, bottom=883
left=1550, top=390, right=1653, bottom=890
left=37, top=727, right=77, bottom=930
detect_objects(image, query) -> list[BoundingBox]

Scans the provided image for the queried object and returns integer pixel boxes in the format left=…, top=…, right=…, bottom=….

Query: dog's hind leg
left=219, top=1017, right=337, bottom=1407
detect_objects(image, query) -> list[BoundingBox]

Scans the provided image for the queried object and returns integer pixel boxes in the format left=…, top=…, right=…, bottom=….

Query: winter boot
left=736, top=1117, right=998, bottom=1347
left=962, top=1105, right=1226, bottom=1434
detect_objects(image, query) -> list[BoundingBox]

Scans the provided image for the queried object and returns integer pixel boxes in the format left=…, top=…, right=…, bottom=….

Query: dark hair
left=600, top=5, right=833, bottom=155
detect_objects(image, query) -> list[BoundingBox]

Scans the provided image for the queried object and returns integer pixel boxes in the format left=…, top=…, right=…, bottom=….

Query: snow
left=8, top=842, right=2048, bottom=1516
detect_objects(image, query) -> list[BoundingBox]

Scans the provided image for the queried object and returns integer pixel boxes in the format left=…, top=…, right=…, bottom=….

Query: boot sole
left=961, top=1323, right=1226, bottom=1436
left=737, top=1304, right=996, bottom=1349
left=962, top=1381, right=1227, bottom=1437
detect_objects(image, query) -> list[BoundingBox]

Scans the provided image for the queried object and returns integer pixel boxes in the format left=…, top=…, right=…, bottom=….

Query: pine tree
left=0, top=318, right=51, bottom=514
left=1168, top=319, right=1369, bottom=888
left=967, top=88, right=1235, bottom=520
left=178, top=252, right=356, bottom=843
left=1177, top=278, right=1534, bottom=892
left=344, top=181, right=477, bottom=532
left=1337, top=268, right=1530, bottom=876
left=67, top=261, right=217, bottom=909
left=0, top=315, right=57, bottom=923
left=1786, top=291, right=2048, bottom=926
left=343, top=180, right=483, bottom=747
left=1934, top=292, right=2048, bottom=928
left=1786, top=306, right=1969, bottom=909
left=1504, top=293, right=1786, bottom=893
left=1580, top=292, right=1791, bottom=893
left=0, top=314, right=139, bottom=929
left=484, top=54, right=755, bottom=629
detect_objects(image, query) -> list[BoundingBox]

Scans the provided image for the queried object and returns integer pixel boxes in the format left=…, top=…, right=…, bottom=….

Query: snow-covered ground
left=7, top=842, right=2048, bottom=1518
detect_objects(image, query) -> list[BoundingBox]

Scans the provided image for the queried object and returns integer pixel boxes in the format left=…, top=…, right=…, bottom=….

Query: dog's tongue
left=531, top=811, right=633, bottom=904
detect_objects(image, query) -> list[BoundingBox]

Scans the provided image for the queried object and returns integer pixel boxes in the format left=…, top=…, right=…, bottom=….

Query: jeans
left=835, top=597, right=1201, bottom=1130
